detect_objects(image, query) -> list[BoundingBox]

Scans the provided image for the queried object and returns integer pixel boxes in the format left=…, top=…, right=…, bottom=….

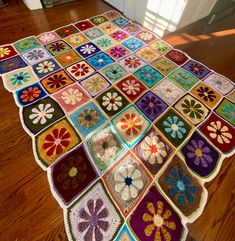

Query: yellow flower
left=142, top=201, right=176, bottom=241
left=138, top=47, right=159, bottom=61
left=0, top=47, right=11, bottom=58
left=85, top=76, right=105, bottom=93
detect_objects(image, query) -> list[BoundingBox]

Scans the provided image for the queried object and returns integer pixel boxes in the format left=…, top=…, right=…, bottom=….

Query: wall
left=23, top=0, right=43, bottom=10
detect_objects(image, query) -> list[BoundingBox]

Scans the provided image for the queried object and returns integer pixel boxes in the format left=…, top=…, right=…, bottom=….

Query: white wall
left=105, top=0, right=124, bottom=12
left=23, top=0, right=43, bottom=10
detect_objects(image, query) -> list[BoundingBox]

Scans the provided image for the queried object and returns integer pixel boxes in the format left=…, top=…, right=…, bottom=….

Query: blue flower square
left=121, top=37, right=145, bottom=52
left=32, top=58, right=61, bottom=79
left=86, top=52, right=114, bottom=70
left=134, top=65, right=164, bottom=87
left=69, top=101, right=107, bottom=138
left=112, top=17, right=129, bottom=28
left=15, top=82, right=47, bottom=107
left=75, top=42, right=101, bottom=58
left=0, top=56, right=27, bottom=75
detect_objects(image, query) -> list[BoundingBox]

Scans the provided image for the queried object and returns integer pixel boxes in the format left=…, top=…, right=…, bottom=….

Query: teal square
left=84, top=27, right=104, bottom=40
left=134, top=65, right=164, bottom=88
left=14, top=37, right=41, bottom=54
left=69, top=101, right=107, bottom=138
left=122, top=37, right=144, bottom=52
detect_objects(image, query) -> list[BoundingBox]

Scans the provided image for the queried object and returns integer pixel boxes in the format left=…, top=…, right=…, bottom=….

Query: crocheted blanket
left=1, top=10, right=234, bottom=241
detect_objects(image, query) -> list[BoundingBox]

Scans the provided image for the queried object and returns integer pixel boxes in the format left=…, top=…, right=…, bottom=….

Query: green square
left=96, top=87, right=129, bottom=117
left=134, top=65, right=163, bottom=88
left=215, top=98, right=235, bottom=126
left=101, top=63, right=128, bottom=83
left=86, top=124, right=127, bottom=174
left=14, top=37, right=41, bottom=54
left=45, top=40, right=72, bottom=56
left=155, top=108, right=193, bottom=147
left=167, top=68, right=199, bottom=91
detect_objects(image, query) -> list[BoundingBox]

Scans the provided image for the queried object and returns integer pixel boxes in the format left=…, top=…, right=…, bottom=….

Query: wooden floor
left=0, top=1, right=234, bottom=240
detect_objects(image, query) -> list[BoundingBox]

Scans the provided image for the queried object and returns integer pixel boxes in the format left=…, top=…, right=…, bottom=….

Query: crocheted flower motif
left=140, top=135, right=167, bottom=165
left=43, top=128, right=71, bottom=156
left=47, top=74, right=67, bottom=89
left=11, top=71, right=30, bottom=86
left=29, top=103, right=54, bottom=124
left=140, top=95, right=164, bottom=115
left=196, top=86, right=216, bottom=102
left=186, top=139, right=213, bottom=167
left=102, top=91, right=122, bottom=111
left=124, top=56, right=141, bottom=69
left=57, top=155, right=87, bottom=190
left=139, top=32, right=154, bottom=41
left=85, top=76, right=106, bottom=93
left=104, top=65, right=126, bottom=81
left=85, top=28, right=103, bottom=38
left=36, top=60, right=56, bottom=73
left=77, top=108, right=99, bottom=128
left=61, top=88, right=83, bottom=105
left=166, top=167, right=197, bottom=206
left=80, top=44, right=96, bottom=55
left=122, top=79, right=140, bottom=95
left=20, top=86, right=42, bottom=103
left=26, top=49, right=45, bottom=61
left=71, top=63, right=89, bottom=77
left=188, top=63, right=205, bottom=75
left=142, top=201, right=176, bottom=241
left=0, top=47, right=10, bottom=58
left=114, top=164, right=144, bottom=201
left=92, top=133, right=117, bottom=161
left=77, top=199, right=109, bottom=241
left=112, top=30, right=128, bottom=40
left=120, top=113, right=142, bottom=136
left=39, top=33, right=56, bottom=43
left=50, top=42, right=66, bottom=52
left=18, top=39, right=35, bottom=50
left=181, top=99, right=204, bottom=119
left=110, top=46, right=126, bottom=58
left=163, top=116, right=186, bottom=139
left=97, top=37, right=112, bottom=47
left=221, top=103, right=235, bottom=123
left=207, top=121, right=232, bottom=144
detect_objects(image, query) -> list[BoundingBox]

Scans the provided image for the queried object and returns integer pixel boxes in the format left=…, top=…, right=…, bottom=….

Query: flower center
left=98, top=58, right=104, bottom=63
left=102, top=141, right=108, bottom=149
left=153, top=214, right=164, bottom=228
left=149, top=102, right=154, bottom=108
left=151, top=145, right=158, bottom=154
left=216, top=80, right=222, bottom=85
left=177, top=180, right=185, bottom=191
left=171, top=124, right=179, bottom=131
left=69, top=167, right=78, bottom=177
left=90, top=215, right=98, bottom=227
left=230, top=110, right=235, bottom=116
left=125, top=177, right=132, bottom=186
left=17, top=76, right=24, bottom=80
left=110, top=98, right=115, bottom=104
left=85, top=114, right=92, bottom=121
left=203, top=91, right=208, bottom=97
left=146, top=73, right=152, bottom=77
left=66, top=56, right=72, bottom=60
left=54, top=138, right=61, bottom=145
left=130, top=59, right=136, bottom=64
left=166, top=88, right=172, bottom=93
left=112, top=70, right=118, bottom=74
left=195, top=148, right=203, bottom=157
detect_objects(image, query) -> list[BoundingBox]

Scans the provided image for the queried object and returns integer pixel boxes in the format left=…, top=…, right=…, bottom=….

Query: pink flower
left=110, top=47, right=126, bottom=58
left=112, top=31, right=127, bottom=40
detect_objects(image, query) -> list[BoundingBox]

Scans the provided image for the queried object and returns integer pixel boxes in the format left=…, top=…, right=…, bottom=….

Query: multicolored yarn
left=1, top=10, right=234, bottom=241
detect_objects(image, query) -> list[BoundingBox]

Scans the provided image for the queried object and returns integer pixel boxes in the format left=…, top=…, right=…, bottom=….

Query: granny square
left=32, top=58, right=61, bottom=79
left=135, top=91, right=168, bottom=121
left=22, top=47, right=51, bottom=65
left=54, top=50, right=82, bottom=68
left=90, top=15, right=108, bottom=25
left=134, top=127, right=174, bottom=176
left=94, top=36, right=118, bottom=51
left=65, top=181, right=123, bottom=241
left=110, top=30, right=130, bottom=42
left=45, top=40, right=72, bottom=56
left=199, top=113, right=235, bottom=153
left=51, top=82, right=90, bottom=114
left=135, top=46, right=160, bottom=63
left=101, top=63, right=129, bottom=83
left=181, top=131, right=221, bottom=177
left=36, top=31, right=60, bottom=45
left=135, top=30, right=157, bottom=44
left=174, top=94, right=210, bottom=126
left=99, top=21, right=118, bottom=35
left=86, top=124, right=127, bottom=174
left=79, top=72, right=111, bottom=97
left=106, top=45, right=131, bottom=61
left=86, top=52, right=114, bottom=70
left=111, top=105, right=151, bottom=147
left=112, top=16, right=129, bottom=28
left=69, top=101, right=107, bottom=138
left=95, top=87, right=129, bottom=117
left=115, top=225, right=135, bottom=241
left=122, top=23, right=143, bottom=35
left=165, top=49, right=188, bottom=65
left=121, top=37, right=145, bottom=52
left=150, top=39, right=172, bottom=55
left=158, top=155, right=204, bottom=217
left=134, top=65, right=164, bottom=88
left=103, top=152, right=152, bottom=217
left=151, top=56, right=177, bottom=75
left=49, top=144, right=98, bottom=205
left=74, top=20, right=95, bottom=31
left=75, top=42, right=101, bottom=58
left=83, top=27, right=104, bottom=40
left=21, top=96, right=65, bottom=135
left=115, top=75, right=147, bottom=101
left=103, top=10, right=121, bottom=20
left=128, top=184, right=186, bottom=241
left=0, top=45, right=18, bottom=61
left=34, top=118, right=81, bottom=168
left=55, top=24, right=79, bottom=38
left=14, top=37, right=41, bottom=54
left=64, top=32, right=89, bottom=48
left=118, top=54, right=146, bottom=73
left=155, top=108, right=193, bottom=148
left=66, top=60, right=95, bottom=81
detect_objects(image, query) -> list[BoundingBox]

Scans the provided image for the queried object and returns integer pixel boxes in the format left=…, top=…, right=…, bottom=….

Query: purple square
left=129, top=185, right=185, bottom=241
left=75, top=42, right=100, bottom=58
left=181, top=131, right=220, bottom=177
left=182, top=60, right=211, bottom=80
left=135, top=91, right=168, bottom=121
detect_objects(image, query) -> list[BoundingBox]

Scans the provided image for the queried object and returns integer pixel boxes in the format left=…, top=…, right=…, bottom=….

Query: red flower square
left=116, top=75, right=147, bottom=101
left=74, top=20, right=95, bottom=31
left=165, top=49, right=188, bottom=65
left=70, top=63, right=90, bottom=77
left=0, top=45, right=18, bottom=61
left=199, top=113, right=235, bottom=154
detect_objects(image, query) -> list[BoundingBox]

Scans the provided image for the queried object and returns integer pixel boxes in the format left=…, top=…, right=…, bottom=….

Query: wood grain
left=0, top=1, right=234, bottom=240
